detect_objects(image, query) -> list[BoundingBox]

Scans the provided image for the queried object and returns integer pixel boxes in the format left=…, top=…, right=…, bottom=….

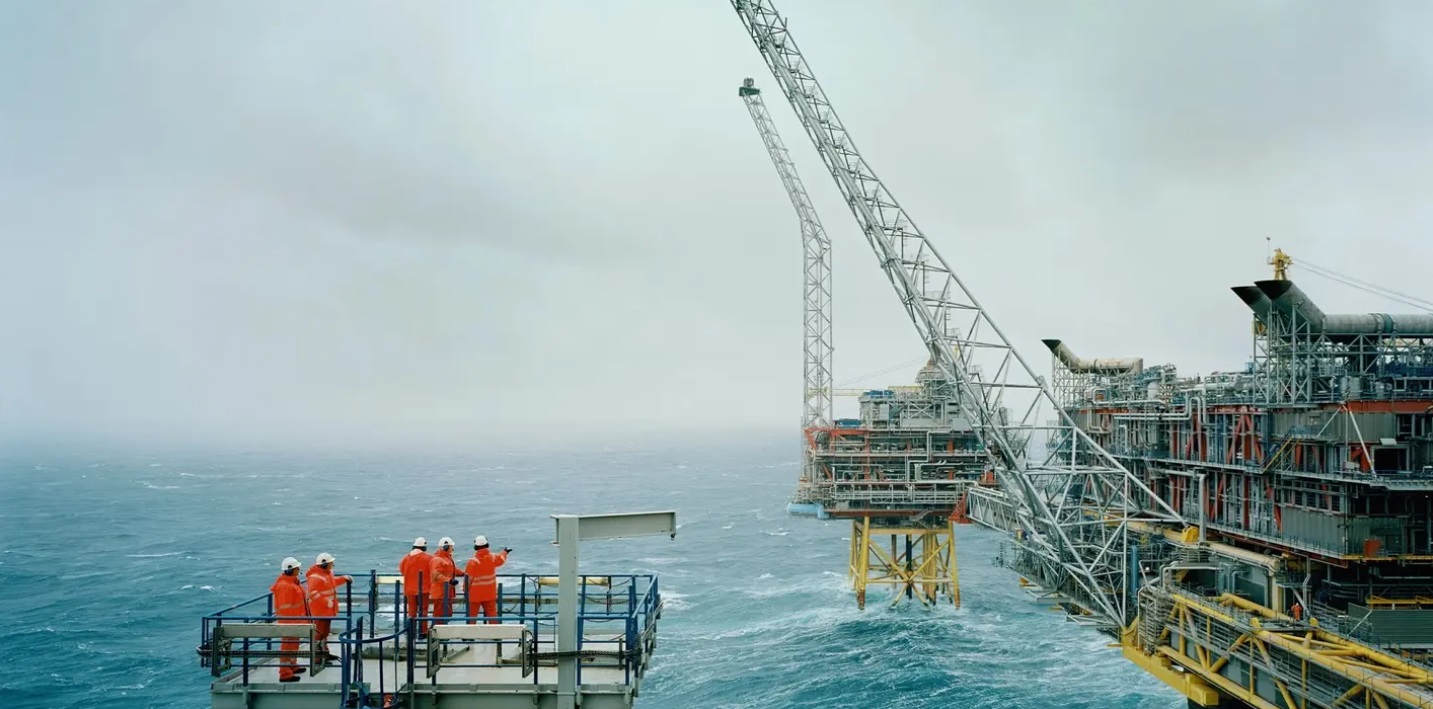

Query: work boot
left=280, top=675, right=300, bottom=683
left=293, top=667, right=306, bottom=675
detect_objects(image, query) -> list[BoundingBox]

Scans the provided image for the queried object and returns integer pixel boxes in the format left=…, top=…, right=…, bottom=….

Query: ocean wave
left=661, top=590, right=691, bottom=611
left=3, top=446, right=1181, bottom=709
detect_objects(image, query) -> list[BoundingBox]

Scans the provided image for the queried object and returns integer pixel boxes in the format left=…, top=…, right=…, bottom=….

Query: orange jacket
left=270, top=573, right=309, bottom=624
left=427, top=550, right=463, bottom=599
left=463, top=549, right=508, bottom=602
left=399, top=549, right=432, bottom=598
left=305, top=564, right=351, bottom=618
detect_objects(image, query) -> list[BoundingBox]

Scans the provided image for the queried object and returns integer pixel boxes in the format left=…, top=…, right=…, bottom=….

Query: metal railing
left=197, top=579, right=356, bottom=683
left=198, top=572, right=661, bottom=708
left=1165, top=589, right=1433, bottom=708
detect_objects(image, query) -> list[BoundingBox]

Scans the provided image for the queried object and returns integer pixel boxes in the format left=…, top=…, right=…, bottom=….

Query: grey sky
left=3, top=1, right=1431, bottom=448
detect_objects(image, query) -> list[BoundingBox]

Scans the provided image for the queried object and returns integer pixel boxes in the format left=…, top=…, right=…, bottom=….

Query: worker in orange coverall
left=271, top=557, right=310, bottom=682
left=305, top=552, right=352, bottom=663
left=464, top=536, right=511, bottom=624
left=398, top=537, right=432, bottom=635
left=427, top=537, right=464, bottom=628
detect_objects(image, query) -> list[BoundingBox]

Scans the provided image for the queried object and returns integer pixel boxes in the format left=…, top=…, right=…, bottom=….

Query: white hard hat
left=474, top=535, right=488, bottom=547
left=281, top=557, right=301, bottom=572
left=438, top=537, right=454, bottom=549
left=316, top=552, right=335, bottom=566
left=413, top=537, right=427, bottom=548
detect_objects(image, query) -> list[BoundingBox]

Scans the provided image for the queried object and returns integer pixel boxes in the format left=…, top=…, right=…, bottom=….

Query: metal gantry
left=730, top=0, right=1183, bottom=629
left=741, top=78, right=968, bottom=610
left=738, top=78, right=834, bottom=430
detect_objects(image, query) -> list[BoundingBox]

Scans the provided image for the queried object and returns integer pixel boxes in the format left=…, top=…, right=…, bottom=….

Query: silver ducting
left=1041, top=339, right=1143, bottom=375
left=1230, top=286, right=1272, bottom=324
left=1254, top=280, right=1327, bottom=328
left=1245, top=280, right=1433, bottom=337
left=1323, top=313, right=1433, bottom=336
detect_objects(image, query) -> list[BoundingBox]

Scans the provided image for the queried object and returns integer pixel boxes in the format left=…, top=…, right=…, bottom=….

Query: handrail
left=201, top=570, right=663, bottom=703
left=209, top=593, right=273, bottom=618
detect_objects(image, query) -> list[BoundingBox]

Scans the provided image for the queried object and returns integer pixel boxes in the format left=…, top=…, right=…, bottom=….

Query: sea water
left=0, top=432, right=1183, bottom=708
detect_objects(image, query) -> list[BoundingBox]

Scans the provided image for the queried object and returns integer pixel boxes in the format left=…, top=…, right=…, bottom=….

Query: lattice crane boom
left=730, top=0, right=1184, bottom=627
left=739, top=78, right=834, bottom=429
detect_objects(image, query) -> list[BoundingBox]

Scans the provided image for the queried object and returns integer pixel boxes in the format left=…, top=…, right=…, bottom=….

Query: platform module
left=198, top=511, right=674, bottom=709
left=803, top=365, right=987, bottom=608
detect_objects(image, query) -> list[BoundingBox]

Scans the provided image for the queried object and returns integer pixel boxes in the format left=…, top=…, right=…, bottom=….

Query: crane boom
left=739, top=78, right=833, bottom=429
left=730, top=0, right=1183, bottom=628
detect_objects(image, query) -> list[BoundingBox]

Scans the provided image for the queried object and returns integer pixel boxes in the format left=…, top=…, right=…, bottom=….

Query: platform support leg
left=849, top=519, right=959, bottom=609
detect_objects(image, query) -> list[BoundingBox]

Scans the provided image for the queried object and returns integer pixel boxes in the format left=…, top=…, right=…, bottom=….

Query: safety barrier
left=197, top=580, right=356, bottom=682
left=198, top=571, right=662, bottom=708
left=405, top=573, right=662, bottom=690
left=1146, top=588, right=1433, bottom=709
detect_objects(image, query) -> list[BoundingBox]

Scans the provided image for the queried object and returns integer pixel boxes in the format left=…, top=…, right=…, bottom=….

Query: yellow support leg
left=948, top=521, right=961, bottom=609
left=849, top=519, right=960, bottom=609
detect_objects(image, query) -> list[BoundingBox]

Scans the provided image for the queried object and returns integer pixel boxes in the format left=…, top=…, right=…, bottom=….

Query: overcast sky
left=3, top=1, right=1432, bottom=449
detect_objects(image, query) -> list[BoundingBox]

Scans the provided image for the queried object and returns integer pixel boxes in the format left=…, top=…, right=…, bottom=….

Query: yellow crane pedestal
left=848, top=517, right=960, bottom=610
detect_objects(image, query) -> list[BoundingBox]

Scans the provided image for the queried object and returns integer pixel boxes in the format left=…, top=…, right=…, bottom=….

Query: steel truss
left=731, top=0, right=1182, bottom=628
left=1134, top=587, right=1433, bottom=708
left=1255, top=315, right=1433, bottom=406
left=739, top=78, right=834, bottom=431
left=849, top=517, right=960, bottom=610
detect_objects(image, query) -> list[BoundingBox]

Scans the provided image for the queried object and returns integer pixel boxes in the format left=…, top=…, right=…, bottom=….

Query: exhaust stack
left=1041, top=339, right=1143, bottom=375
left=1231, top=286, right=1273, bottom=325
left=1240, top=279, right=1433, bottom=337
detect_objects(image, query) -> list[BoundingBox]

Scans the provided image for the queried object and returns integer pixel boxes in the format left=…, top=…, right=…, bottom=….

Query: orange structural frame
left=1337, top=400, right=1433, bottom=414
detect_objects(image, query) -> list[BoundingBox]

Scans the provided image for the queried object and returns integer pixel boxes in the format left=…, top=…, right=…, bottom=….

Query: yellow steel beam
left=1250, top=636, right=1300, bottom=709
left=947, top=521, right=961, bottom=609
left=863, top=531, right=949, bottom=605
left=855, top=518, right=871, bottom=609
left=1120, top=643, right=1222, bottom=706
left=1156, top=646, right=1282, bottom=709
left=1331, top=683, right=1362, bottom=707
left=848, top=519, right=958, bottom=610
left=1165, top=593, right=1433, bottom=709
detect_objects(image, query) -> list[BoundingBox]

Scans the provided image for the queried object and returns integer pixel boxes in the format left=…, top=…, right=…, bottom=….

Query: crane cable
left=1292, top=258, right=1433, bottom=314
left=832, top=356, right=926, bottom=389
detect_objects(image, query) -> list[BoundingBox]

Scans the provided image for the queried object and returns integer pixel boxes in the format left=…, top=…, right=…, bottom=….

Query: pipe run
left=1042, top=339, right=1144, bottom=375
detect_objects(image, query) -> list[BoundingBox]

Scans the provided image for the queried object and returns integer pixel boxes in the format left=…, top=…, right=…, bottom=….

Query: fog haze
left=3, top=1, right=1431, bottom=449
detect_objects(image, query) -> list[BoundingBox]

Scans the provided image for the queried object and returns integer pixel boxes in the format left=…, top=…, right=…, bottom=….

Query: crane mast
left=730, top=0, right=1183, bottom=628
left=739, top=78, right=834, bottom=430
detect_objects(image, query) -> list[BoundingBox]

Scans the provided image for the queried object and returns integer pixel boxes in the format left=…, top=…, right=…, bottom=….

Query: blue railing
left=199, top=572, right=661, bottom=708
left=198, top=579, right=356, bottom=680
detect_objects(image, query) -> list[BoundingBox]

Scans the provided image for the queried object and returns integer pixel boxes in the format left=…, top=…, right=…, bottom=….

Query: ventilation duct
left=1041, top=339, right=1143, bottom=375
left=1240, top=280, right=1433, bottom=337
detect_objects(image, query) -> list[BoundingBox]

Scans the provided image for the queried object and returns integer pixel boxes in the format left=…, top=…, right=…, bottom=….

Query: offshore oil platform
left=1020, top=252, right=1433, bottom=708
left=737, top=77, right=986, bottom=610
left=732, top=0, right=1433, bottom=707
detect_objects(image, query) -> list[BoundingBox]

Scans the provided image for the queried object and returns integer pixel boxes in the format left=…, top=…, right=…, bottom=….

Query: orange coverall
left=464, top=548, right=509, bottom=624
left=427, top=549, right=463, bottom=626
left=398, top=548, right=433, bottom=633
left=305, top=564, right=350, bottom=655
left=270, top=573, right=310, bottom=680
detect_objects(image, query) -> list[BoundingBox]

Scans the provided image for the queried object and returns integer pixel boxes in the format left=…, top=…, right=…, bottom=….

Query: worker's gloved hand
left=449, top=578, right=459, bottom=586
left=503, top=547, right=512, bottom=554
